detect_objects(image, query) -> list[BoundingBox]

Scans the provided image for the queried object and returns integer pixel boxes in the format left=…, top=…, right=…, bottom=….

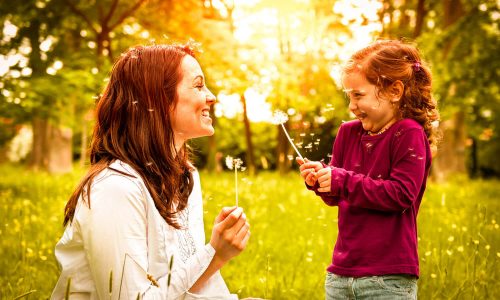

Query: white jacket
left=51, top=160, right=237, bottom=300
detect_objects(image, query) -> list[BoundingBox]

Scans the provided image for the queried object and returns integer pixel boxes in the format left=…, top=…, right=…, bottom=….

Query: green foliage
left=1, top=165, right=499, bottom=299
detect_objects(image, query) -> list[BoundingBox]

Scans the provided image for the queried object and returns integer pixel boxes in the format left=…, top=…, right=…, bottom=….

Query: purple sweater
left=311, top=119, right=431, bottom=277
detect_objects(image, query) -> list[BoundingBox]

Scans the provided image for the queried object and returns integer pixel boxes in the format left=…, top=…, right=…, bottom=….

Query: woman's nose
left=206, top=89, right=216, bottom=105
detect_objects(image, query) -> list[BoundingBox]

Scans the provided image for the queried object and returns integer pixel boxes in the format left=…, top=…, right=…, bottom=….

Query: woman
left=51, top=44, right=250, bottom=299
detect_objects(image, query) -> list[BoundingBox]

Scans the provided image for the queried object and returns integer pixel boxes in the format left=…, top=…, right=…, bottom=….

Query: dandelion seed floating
left=226, top=156, right=243, bottom=207
left=271, top=110, right=304, bottom=160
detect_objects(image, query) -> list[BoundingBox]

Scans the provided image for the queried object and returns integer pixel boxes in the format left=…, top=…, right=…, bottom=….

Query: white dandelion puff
left=272, top=110, right=304, bottom=160
left=226, top=156, right=243, bottom=207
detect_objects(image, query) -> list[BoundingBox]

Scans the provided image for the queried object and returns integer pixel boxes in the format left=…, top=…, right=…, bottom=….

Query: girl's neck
left=368, top=118, right=398, bottom=136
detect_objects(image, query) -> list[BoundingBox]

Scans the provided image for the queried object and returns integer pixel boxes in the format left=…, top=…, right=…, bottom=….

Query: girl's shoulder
left=392, top=119, right=425, bottom=135
left=339, top=119, right=363, bottom=131
left=338, top=119, right=364, bottom=137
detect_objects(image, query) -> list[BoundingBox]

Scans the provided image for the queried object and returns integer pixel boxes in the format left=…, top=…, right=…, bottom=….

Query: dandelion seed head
left=271, top=110, right=289, bottom=125
left=226, top=156, right=243, bottom=170
left=225, top=156, right=234, bottom=169
left=457, top=246, right=464, bottom=252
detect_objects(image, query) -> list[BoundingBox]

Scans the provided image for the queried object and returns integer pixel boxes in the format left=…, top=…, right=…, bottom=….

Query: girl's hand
left=209, top=207, right=250, bottom=265
left=296, top=157, right=323, bottom=187
left=316, top=167, right=332, bottom=193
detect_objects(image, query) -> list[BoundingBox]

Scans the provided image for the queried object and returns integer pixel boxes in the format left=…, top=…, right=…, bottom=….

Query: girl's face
left=342, top=71, right=399, bottom=134
left=171, top=55, right=216, bottom=148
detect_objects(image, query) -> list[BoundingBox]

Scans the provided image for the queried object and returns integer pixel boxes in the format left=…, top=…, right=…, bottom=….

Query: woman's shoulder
left=91, top=160, right=145, bottom=195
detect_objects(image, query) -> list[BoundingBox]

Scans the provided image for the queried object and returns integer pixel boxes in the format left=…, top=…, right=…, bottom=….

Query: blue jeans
left=325, top=272, right=417, bottom=300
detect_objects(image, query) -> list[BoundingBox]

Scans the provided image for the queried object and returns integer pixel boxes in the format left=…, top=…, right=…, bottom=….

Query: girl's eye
left=196, top=84, right=204, bottom=90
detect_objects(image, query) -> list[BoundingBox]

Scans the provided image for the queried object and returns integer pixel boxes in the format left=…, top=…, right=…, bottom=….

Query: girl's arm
left=328, top=127, right=430, bottom=212
left=301, top=125, right=345, bottom=206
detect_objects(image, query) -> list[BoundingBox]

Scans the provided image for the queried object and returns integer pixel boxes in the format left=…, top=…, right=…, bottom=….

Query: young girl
left=298, top=40, right=439, bottom=299
left=51, top=44, right=251, bottom=300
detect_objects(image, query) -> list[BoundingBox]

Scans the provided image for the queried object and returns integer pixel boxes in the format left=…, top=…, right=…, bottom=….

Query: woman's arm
left=79, top=173, right=248, bottom=299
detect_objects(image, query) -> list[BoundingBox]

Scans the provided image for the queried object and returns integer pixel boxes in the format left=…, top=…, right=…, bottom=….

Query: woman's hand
left=296, top=157, right=323, bottom=187
left=209, top=207, right=250, bottom=266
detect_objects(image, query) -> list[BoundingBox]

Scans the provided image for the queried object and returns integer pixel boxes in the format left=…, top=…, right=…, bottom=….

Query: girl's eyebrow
left=343, top=88, right=365, bottom=93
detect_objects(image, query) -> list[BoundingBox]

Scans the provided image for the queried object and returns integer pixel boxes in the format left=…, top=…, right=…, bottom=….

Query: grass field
left=0, top=164, right=499, bottom=299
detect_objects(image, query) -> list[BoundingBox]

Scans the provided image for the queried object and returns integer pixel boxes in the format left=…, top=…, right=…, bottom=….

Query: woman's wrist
left=212, top=253, right=228, bottom=269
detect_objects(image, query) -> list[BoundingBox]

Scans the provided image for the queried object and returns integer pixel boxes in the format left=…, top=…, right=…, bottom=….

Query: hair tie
left=413, top=61, right=421, bottom=72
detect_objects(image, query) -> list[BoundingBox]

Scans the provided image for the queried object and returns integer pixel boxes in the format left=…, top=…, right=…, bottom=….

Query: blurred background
left=0, top=0, right=498, bottom=178
left=0, top=0, right=499, bottom=299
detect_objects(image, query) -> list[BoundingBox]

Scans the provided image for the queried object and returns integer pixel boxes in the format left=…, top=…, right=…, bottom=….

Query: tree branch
left=63, top=0, right=98, bottom=35
left=103, top=0, right=120, bottom=27
left=109, top=0, right=147, bottom=30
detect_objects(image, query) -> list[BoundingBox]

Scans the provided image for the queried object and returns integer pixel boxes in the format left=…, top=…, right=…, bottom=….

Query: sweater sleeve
left=77, top=174, right=220, bottom=300
left=329, top=127, right=429, bottom=212
left=307, top=125, right=345, bottom=206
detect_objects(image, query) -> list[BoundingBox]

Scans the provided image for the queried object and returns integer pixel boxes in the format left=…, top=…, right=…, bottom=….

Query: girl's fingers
left=317, top=186, right=331, bottom=193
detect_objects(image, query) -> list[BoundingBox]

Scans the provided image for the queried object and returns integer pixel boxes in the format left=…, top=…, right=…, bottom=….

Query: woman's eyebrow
left=192, top=75, right=204, bottom=82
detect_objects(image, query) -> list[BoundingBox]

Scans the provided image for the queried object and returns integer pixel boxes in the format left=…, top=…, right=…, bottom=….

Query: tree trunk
left=79, top=110, right=92, bottom=167
left=241, top=94, right=256, bottom=175
left=47, top=123, right=73, bottom=174
left=206, top=109, right=220, bottom=172
left=29, top=117, right=49, bottom=171
left=432, top=0, right=466, bottom=179
left=433, top=111, right=466, bottom=181
left=277, top=123, right=290, bottom=174
left=413, top=0, right=426, bottom=38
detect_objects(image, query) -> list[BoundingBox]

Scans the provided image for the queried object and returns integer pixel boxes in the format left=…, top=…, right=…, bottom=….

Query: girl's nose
left=348, top=100, right=357, bottom=111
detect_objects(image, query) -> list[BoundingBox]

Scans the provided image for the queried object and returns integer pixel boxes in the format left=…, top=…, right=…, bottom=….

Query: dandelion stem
left=280, top=123, right=304, bottom=160
left=235, top=167, right=238, bottom=207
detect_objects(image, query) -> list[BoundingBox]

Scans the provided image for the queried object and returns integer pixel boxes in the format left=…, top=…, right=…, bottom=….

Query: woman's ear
left=391, top=80, right=404, bottom=102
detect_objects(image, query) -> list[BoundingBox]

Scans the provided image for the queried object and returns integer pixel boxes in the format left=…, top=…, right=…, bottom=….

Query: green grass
left=0, top=164, right=499, bottom=299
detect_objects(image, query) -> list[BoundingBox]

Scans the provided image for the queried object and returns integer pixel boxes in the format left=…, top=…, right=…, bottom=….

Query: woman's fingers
left=215, top=206, right=238, bottom=223
left=218, top=207, right=243, bottom=229
left=233, top=221, right=250, bottom=249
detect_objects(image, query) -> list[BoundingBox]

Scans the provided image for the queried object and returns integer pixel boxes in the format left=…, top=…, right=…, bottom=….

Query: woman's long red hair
left=64, top=44, right=196, bottom=229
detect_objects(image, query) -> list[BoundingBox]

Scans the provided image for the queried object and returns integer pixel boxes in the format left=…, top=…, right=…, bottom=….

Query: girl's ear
left=391, top=80, right=404, bottom=102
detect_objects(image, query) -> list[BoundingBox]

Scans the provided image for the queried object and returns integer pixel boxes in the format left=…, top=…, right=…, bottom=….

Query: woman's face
left=172, top=55, right=216, bottom=148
